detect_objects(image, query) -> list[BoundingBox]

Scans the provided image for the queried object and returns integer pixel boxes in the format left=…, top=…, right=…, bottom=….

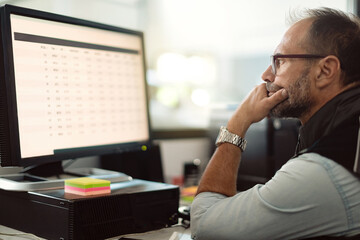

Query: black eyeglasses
left=270, top=54, right=326, bottom=75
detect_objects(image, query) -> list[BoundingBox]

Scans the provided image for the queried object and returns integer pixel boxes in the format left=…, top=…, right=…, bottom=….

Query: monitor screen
left=0, top=5, right=151, bottom=167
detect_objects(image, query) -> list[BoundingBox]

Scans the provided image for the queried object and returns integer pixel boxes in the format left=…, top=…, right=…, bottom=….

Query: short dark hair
left=291, top=8, right=360, bottom=86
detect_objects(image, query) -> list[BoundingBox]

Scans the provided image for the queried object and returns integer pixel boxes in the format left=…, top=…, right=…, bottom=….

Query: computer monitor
left=0, top=5, right=151, bottom=169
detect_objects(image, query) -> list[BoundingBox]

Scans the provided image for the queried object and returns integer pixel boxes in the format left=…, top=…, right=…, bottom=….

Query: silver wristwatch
left=215, top=126, right=247, bottom=152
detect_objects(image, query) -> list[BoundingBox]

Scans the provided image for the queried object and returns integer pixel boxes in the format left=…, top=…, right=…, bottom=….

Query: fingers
left=229, top=84, right=289, bottom=132
left=265, top=88, right=288, bottom=109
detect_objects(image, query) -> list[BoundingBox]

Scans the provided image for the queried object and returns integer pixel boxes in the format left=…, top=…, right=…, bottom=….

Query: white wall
left=0, top=0, right=145, bottom=30
left=156, top=138, right=211, bottom=183
left=144, top=0, right=350, bottom=61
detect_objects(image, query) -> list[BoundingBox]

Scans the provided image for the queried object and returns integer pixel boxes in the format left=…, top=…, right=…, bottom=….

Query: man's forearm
left=195, top=142, right=243, bottom=196
left=196, top=120, right=250, bottom=197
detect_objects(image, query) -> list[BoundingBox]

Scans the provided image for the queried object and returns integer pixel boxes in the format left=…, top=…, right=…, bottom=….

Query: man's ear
left=315, top=55, right=341, bottom=89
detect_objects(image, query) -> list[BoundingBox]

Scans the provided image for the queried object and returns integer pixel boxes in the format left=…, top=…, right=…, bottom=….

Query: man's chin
left=270, top=102, right=310, bottom=119
left=269, top=101, right=294, bottom=118
left=269, top=109, right=286, bottom=118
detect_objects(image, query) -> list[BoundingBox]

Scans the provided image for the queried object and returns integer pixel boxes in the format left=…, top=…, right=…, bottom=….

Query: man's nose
left=261, top=65, right=275, bottom=83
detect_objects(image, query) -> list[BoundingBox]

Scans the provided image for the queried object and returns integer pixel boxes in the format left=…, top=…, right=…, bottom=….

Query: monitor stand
left=0, top=161, right=132, bottom=191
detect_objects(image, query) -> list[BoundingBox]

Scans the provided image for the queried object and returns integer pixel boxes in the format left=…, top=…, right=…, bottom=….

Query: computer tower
left=234, top=120, right=269, bottom=190
left=236, top=118, right=300, bottom=190
left=0, top=179, right=179, bottom=240
left=272, top=118, right=300, bottom=171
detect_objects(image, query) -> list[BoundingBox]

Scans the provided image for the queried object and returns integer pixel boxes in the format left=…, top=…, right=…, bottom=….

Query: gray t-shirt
left=190, top=153, right=360, bottom=240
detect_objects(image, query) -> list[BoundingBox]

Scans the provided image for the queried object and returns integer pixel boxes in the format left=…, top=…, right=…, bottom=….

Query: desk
left=0, top=224, right=192, bottom=240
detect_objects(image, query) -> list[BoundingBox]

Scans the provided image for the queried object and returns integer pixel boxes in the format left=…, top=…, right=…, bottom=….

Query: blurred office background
left=0, top=0, right=355, bottom=183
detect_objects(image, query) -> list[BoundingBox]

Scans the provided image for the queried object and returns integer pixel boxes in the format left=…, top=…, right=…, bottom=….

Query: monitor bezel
left=0, top=4, right=152, bottom=167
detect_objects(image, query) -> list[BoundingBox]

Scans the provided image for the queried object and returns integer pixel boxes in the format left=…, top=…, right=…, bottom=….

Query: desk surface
left=0, top=224, right=192, bottom=240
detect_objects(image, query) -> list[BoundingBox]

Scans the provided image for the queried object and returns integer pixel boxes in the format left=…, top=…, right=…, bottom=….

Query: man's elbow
left=190, top=200, right=205, bottom=239
left=190, top=192, right=229, bottom=239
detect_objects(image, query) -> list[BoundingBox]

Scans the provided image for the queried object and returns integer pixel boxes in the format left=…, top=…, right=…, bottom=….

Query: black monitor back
left=100, top=144, right=164, bottom=183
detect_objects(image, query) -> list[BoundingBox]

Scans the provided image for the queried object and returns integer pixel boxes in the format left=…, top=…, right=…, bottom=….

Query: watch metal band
left=215, top=126, right=247, bottom=152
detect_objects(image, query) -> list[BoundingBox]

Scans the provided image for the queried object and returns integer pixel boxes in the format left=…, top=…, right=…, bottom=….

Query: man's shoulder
left=261, top=152, right=360, bottom=210
left=287, top=152, right=341, bottom=167
left=282, top=152, right=330, bottom=171
left=281, top=152, right=360, bottom=184
left=268, top=153, right=334, bottom=190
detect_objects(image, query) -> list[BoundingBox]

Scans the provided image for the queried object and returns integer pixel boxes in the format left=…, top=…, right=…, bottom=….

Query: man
left=191, top=8, right=360, bottom=240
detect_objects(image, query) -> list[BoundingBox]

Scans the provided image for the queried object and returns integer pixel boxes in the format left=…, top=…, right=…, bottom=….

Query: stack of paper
left=64, top=177, right=111, bottom=196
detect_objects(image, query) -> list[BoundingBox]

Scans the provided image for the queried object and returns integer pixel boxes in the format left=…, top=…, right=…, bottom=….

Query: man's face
left=262, top=19, right=315, bottom=120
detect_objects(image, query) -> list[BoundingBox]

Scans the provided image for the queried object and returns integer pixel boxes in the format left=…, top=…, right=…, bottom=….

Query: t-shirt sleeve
left=190, top=155, right=348, bottom=240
